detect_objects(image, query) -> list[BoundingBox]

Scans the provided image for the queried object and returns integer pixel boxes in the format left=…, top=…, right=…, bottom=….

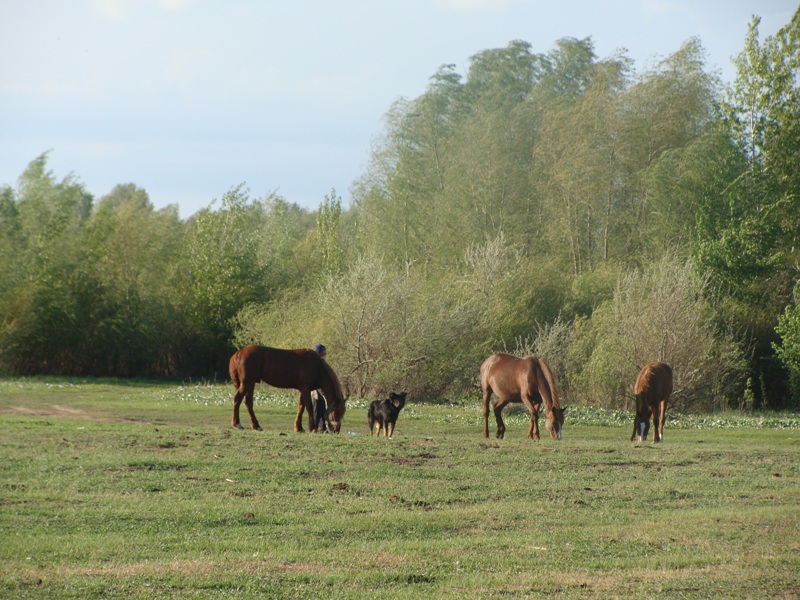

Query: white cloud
left=89, top=0, right=130, bottom=20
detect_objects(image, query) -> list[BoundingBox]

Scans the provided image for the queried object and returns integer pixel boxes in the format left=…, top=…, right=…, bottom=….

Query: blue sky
left=1, top=0, right=795, bottom=218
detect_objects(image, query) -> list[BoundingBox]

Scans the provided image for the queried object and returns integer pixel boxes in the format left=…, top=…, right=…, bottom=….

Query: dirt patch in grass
left=6, top=404, right=110, bottom=420
left=3, top=403, right=166, bottom=425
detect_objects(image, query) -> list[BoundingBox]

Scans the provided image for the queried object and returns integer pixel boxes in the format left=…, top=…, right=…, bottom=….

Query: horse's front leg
left=293, top=390, right=316, bottom=433
left=528, top=406, right=541, bottom=440
left=521, top=395, right=541, bottom=440
left=652, top=402, right=665, bottom=443
left=293, top=392, right=305, bottom=433
left=631, top=416, right=642, bottom=442
left=493, top=397, right=509, bottom=439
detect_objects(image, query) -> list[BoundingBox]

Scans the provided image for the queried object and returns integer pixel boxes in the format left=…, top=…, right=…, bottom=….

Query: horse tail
left=229, top=349, right=242, bottom=390
left=535, top=357, right=560, bottom=410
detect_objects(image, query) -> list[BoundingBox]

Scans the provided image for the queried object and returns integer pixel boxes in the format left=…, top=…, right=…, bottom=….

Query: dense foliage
left=2, top=8, right=799, bottom=410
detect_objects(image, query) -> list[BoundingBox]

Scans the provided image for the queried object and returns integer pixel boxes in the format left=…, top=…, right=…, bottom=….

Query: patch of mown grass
left=1, top=379, right=799, bottom=598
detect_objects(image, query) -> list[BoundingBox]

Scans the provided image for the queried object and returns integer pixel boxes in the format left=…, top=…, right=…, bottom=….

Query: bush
left=233, top=254, right=489, bottom=400
left=571, top=255, right=748, bottom=411
left=774, top=280, right=800, bottom=403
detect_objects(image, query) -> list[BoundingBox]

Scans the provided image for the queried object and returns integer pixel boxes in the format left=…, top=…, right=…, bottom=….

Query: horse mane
left=534, top=356, right=561, bottom=410
left=320, top=358, right=345, bottom=407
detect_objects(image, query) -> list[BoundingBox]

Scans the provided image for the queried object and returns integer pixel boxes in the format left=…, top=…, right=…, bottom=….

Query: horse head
left=545, top=406, right=566, bottom=440
left=320, top=360, right=346, bottom=433
left=326, top=398, right=346, bottom=433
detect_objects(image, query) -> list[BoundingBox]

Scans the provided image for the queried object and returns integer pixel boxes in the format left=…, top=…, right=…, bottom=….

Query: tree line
left=2, top=8, right=799, bottom=411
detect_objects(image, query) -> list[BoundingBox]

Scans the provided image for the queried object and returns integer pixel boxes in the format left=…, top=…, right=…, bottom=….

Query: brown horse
left=631, top=362, right=673, bottom=443
left=480, top=353, right=565, bottom=440
left=229, top=345, right=346, bottom=433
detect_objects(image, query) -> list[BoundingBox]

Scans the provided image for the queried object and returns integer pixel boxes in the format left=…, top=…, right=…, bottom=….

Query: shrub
left=774, top=280, right=800, bottom=404
left=572, top=255, right=747, bottom=410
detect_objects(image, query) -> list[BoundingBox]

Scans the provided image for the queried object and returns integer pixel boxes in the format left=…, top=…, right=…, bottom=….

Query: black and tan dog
left=368, top=392, right=407, bottom=438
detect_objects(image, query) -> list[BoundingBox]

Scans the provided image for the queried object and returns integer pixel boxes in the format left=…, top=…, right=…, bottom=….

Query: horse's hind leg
left=232, top=382, right=252, bottom=430
left=232, top=387, right=245, bottom=429
left=482, top=385, right=493, bottom=438
left=243, top=388, right=262, bottom=431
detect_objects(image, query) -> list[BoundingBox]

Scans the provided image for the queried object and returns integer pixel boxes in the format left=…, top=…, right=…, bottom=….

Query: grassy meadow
left=1, top=379, right=799, bottom=598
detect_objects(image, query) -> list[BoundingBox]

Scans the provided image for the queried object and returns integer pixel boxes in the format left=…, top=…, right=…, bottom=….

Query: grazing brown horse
left=481, top=353, right=565, bottom=440
left=631, top=362, right=673, bottom=443
left=229, top=345, right=346, bottom=433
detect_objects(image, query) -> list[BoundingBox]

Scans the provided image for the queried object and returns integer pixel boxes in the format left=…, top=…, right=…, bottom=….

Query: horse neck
left=535, top=359, right=560, bottom=413
left=319, top=362, right=344, bottom=409
left=321, top=381, right=342, bottom=408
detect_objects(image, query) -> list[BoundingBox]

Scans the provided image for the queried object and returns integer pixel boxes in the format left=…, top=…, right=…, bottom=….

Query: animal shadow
left=368, top=392, right=407, bottom=439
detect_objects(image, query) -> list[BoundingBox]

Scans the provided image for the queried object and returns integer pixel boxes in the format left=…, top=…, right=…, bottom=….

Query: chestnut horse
left=481, top=353, right=565, bottom=440
left=229, top=345, right=346, bottom=433
left=631, top=362, right=673, bottom=443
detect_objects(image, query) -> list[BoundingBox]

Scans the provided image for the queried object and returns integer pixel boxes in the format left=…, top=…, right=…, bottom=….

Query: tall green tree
left=694, top=9, right=800, bottom=407
left=316, top=189, right=344, bottom=276
left=178, top=185, right=268, bottom=373
left=81, top=184, right=184, bottom=375
left=0, top=153, right=96, bottom=374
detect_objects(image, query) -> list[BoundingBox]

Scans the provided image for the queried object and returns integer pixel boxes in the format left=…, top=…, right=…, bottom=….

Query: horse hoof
left=234, top=423, right=244, bottom=430
left=255, top=426, right=263, bottom=431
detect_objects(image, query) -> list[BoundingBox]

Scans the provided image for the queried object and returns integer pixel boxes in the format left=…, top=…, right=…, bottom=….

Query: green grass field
left=1, top=379, right=799, bottom=598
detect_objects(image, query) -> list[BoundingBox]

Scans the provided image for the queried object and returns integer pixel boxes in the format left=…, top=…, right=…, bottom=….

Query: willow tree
left=0, top=153, right=93, bottom=374
left=355, top=64, right=467, bottom=273
left=533, top=43, right=631, bottom=275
